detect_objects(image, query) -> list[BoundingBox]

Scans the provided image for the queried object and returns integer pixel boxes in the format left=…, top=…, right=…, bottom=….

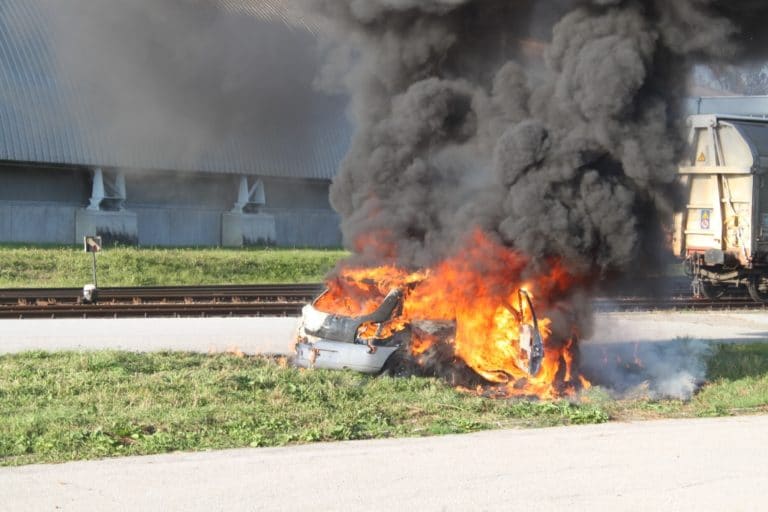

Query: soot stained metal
left=293, top=287, right=545, bottom=378
left=294, top=289, right=406, bottom=374
left=516, top=290, right=544, bottom=377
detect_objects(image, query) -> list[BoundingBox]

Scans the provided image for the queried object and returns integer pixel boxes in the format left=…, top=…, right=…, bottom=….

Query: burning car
left=294, top=285, right=544, bottom=378
left=294, top=288, right=407, bottom=374
left=291, top=232, right=588, bottom=399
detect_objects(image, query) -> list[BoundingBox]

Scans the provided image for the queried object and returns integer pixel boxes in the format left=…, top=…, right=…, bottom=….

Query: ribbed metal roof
left=0, top=0, right=349, bottom=180
left=217, top=0, right=318, bottom=32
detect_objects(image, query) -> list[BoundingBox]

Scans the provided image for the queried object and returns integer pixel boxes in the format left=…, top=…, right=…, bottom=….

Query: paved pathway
left=2, top=415, right=767, bottom=511
left=1, top=311, right=768, bottom=356
left=591, top=310, right=768, bottom=345
left=0, top=317, right=297, bottom=355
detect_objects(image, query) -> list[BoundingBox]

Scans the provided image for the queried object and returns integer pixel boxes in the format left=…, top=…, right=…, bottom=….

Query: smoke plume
left=39, top=0, right=324, bottom=168
left=305, top=0, right=768, bottom=270
left=301, top=0, right=768, bottom=396
left=580, top=340, right=712, bottom=399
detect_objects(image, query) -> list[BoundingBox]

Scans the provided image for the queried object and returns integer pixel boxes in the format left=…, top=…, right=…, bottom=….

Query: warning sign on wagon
left=700, top=209, right=712, bottom=230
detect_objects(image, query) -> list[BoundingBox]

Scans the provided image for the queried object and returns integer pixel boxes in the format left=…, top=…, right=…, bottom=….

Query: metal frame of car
left=293, top=287, right=545, bottom=377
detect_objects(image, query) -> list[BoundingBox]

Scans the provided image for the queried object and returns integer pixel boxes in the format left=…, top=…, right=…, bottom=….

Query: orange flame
left=316, top=230, right=589, bottom=399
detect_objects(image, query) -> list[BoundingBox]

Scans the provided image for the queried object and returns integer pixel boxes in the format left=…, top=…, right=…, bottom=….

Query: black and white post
left=83, top=236, right=102, bottom=303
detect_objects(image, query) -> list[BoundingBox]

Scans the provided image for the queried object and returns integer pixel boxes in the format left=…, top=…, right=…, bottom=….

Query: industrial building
left=3, top=2, right=768, bottom=249
left=0, top=0, right=348, bottom=247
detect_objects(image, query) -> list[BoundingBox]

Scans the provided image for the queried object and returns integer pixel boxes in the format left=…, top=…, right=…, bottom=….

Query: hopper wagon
left=674, top=114, right=768, bottom=301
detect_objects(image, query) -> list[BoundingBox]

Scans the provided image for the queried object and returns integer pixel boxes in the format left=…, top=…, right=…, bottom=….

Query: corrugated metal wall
left=0, top=1, right=348, bottom=247
left=0, top=0, right=351, bottom=180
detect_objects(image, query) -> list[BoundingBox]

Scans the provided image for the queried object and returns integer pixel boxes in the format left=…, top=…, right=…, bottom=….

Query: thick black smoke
left=301, top=0, right=768, bottom=395
left=303, top=0, right=768, bottom=275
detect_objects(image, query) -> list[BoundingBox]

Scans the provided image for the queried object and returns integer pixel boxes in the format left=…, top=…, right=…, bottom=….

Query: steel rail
left=1, top=283, right=766, bottom=319
left=0, top=302, right=307, bottom=319
left=0, top=284, right=323, bottom=305
left=593, top=297, right=768, bottom=311
left=2, top=296, right=768, bottom=319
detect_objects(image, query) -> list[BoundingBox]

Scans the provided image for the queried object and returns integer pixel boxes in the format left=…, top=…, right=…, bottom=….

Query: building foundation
left=75, top=209, right=138, bottom=245
left=221, top=212, right=276, bottom=247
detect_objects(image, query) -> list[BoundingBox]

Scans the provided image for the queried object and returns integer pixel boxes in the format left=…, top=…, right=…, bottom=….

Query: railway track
left=0, top=284, right=322, bottom=303
left=0, top=283, right=766, bottom=318
left=593, top=296, right=768, bottom=312
left=0, top=284, right=322, bottom=319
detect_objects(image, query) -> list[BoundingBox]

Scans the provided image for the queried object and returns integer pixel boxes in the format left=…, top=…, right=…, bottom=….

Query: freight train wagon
left=673, top=114, right=768, bottom=301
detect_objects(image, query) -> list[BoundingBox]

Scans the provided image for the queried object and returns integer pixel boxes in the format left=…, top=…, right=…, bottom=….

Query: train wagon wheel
left=747, top=276, right=768, bottom=303
left=700, top=281, right=728, bottom=300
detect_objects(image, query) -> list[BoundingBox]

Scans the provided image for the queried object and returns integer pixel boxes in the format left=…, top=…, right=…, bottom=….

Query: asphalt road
left=2, top=415, right=767, bottom=511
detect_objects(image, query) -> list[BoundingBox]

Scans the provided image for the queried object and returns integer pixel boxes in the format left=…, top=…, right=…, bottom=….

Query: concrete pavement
left=2, top=415, right=767, bottom=511
left=591, top=310, right=768, bottom=345
left=2, top=311, right=768, bottom=357
left=0, top=316, right=297, bottom=355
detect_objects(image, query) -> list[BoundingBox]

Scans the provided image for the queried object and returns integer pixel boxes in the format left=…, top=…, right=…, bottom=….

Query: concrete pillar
left=79, top=168, right=136, bottom=244
left=87, top=168, right=105, bottom=211
left=250, top=179, right=266, bottom=207
left=87, top=168, right=127, bottom=211
left=232, top=175, right=249, bottom=212
left=232, top=176, right=266, bottom=213
left=115, top=171, right=126, bottom=210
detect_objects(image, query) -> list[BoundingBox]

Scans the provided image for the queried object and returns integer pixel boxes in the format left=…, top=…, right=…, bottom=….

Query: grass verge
left=0, top=246, right=347, bottom=287
left=1, top=343, right=766, bottom=467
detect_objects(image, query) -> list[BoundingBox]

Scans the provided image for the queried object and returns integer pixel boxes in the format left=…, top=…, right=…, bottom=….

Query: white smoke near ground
left=580, top=339, right=713, bottom=400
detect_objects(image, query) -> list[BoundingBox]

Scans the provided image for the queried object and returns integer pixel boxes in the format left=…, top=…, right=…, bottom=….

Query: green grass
left=0, top=245, right=348, bottom=287
left=0, top=351, right=608, bottom=466
left=2, top=343, right=768, bottom=467
left=591, top=343, right=768, bottom=420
